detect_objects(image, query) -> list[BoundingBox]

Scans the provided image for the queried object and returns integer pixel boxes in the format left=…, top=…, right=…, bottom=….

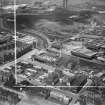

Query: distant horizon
left=1, top=0, right=105, bottom=6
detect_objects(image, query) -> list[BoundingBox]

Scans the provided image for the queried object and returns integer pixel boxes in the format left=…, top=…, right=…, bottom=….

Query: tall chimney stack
left=63, top=0, right=68, bottom=8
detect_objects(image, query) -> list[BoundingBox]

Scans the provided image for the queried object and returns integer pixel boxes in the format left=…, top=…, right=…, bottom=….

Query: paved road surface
left=17, top=95, right=61, bottom=105
left=0, top=86, right=25, bottom=96
left=0, top=49, right=38, bottom=71
left=21, top=29, right=50, bottom=48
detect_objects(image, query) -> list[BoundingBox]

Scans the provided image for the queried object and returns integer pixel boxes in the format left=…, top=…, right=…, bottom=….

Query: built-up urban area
left=0, top=0, right=105, bottom=105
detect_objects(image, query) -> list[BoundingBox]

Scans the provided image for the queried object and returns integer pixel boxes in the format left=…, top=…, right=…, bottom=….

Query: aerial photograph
left=0, top=0, right=105, bottom=105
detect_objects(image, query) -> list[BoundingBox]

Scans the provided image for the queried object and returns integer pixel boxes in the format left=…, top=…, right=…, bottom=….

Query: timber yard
left=0, top=0, right=105, bottom=105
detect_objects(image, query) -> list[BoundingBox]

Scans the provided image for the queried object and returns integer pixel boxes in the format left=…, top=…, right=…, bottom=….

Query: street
left=17, top=95, right=61, bottom=105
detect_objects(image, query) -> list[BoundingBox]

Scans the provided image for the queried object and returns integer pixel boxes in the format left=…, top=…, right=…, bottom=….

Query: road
left=17, top=58, right=56, bottom=85
left=0, top=26, right=52, bottom=71
left=20, top=29, right=50, bottom=48
left=16, top=87, right=78, bottom=105
left=0, top=49, right=39, bottom=71
left=17, top=95, right=61, bottom=105
left=0, top=48, right=55, bottom=83
left=1, top=85, right=79, bottom=105
left=0, top=86, right=25, bottom=97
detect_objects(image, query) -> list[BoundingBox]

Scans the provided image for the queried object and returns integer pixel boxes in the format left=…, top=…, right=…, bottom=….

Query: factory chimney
left=63, top=0, right=68, bottom=8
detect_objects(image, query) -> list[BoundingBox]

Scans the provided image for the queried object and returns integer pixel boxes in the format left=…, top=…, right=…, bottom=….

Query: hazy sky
left=3, top=0, right=105, bottom=6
